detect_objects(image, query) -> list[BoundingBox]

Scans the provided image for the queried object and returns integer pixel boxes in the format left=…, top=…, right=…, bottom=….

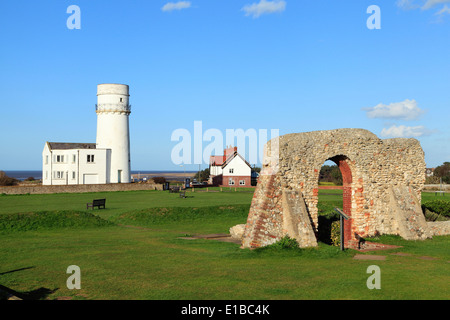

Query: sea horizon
left=3, top=170, right=198, bottom=181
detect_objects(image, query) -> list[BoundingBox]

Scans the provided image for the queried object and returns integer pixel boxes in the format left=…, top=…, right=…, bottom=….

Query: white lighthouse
left=42, top=83, right=132, bottom=185
left=96, top=84, right=131, bottom=183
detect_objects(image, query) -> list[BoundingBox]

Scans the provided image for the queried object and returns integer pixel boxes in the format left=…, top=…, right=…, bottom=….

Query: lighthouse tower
left=96, top=84, right=131, bottom=183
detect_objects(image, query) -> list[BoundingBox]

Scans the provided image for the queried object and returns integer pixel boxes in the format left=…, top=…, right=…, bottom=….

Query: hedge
left=421, top=199, right=450, bottom=220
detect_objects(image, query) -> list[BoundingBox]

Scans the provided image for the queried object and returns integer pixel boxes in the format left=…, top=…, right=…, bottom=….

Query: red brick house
left=209, top=146, right=252, bottom=187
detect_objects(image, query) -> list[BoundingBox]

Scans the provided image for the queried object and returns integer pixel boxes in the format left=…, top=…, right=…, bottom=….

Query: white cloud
left=364, top=99, right=425, bottom=121
left=161, top=1, right=191, bottom=12
left=435, top=4, right=450, bottom=14
left=422, top=0, right=450, bottom=10
left=396, top=0, right=420, bottom=10
left=381, top=125, right=432, bottom=138
left=396, top=0, right=450, bottom=17
left=242, top=0, right=286, bottom=18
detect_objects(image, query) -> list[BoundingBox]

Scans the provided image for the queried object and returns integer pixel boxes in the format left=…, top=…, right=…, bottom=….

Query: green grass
left=318, top=181, right=341, bottom=186
left=0, top=189, right=449, bottom=300
left=0, top=190, right=254, bottom=220
left=111, top=204, right=250, bottom=234
left=318, top=190, right=343, bottom=215
left=0, top=211, right=114, bottom=233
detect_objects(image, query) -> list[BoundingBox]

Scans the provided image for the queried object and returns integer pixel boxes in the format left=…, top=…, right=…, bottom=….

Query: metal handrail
left=95, top=103, right=131, bottom=111
left=334, top=207, right=349, bottom=251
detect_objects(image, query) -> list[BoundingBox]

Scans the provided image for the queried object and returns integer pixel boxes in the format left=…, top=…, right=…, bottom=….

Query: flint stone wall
left=242, top=128, right=432, bottom=249
left=427, top=221, right=450, bottom=236
left=0, top=183, right=163, bottom=195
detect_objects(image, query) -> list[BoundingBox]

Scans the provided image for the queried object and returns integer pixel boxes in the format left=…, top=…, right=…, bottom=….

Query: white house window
left=45, top=171, right=48, bottom=179
left=55, top=155, right=64, bottom=163
left=229, top=178, right=235, bottom=185
left=45, top=155, right=48, bottom=164
left=72, top=171, right=76, bottom=179
left=55, top=171, right=64, bottom=179
left=72, top=154, right=76, bottom=163
left=87, top=155, right=95, bottom=163
left=120, top=98, right=123, bottom=102
left=229, top=168, right=234, bottom=174
left=239, top=180, right=245, bottom=185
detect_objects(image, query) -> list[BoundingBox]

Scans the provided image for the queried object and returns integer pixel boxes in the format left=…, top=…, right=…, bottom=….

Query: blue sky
left=0, top=0, right=449, bottom=171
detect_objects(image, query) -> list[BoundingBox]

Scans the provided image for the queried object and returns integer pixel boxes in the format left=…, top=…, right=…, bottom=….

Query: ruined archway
left=316, top=156, right=353, bottom=245
left=241, top=128, right=432, bottom=249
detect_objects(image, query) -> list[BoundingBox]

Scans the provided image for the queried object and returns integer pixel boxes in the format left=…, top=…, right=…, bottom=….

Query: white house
left=209, top=146, right=252, bottom=187
left=42, top=142, right=110, bottom=185
left=42, top=84, right=131, bottom=185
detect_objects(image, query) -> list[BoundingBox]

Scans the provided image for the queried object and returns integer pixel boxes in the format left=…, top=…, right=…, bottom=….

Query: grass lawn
left=0, top=190, right=254, bottom=220
left=0, top=189, right=449, bottom=300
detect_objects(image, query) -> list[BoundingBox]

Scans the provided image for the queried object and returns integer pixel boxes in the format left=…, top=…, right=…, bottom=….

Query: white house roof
left=221, top=151, right=252, bottom=169
left=47, top=142, right=96, bottom=150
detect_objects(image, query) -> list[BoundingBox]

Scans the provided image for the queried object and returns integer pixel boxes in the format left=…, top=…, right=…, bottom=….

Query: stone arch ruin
left=241, top=128, right=433, bottom=249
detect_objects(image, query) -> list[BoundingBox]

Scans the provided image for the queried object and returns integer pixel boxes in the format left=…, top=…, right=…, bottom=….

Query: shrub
left=317, top=212, right=339, bottom=244
left=264, top=236, right=300, bottom=250
left=330, top=221, right=341, bottom=247
left=152, top=177, right=166, bottom=184
left=423, top=208, right=448, bottom=221
left=277, top=236, right=300, bottom=249
left=425, top=176, right=440, bottom=184
left=421, top=200, right=450, bottom=219
left=0, top=171, right=18, bottom=186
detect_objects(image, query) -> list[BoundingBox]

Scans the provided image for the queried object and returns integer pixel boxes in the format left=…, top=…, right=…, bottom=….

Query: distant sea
left=3, top=170, right=197, bottom=181
left=4, top=171, right=42, bottom=181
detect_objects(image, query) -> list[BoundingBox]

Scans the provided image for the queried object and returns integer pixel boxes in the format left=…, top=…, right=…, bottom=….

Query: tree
left=330, top=166, right=343, bottom=185
left=193, top=168, right=210, bottom=182
left=252, top=165, right=261, bottom=173
left=319, top=165, right=342, bottom=185
left=433, top=162, right=450, bottom=184
left=425, top=175, right=440, bottom=184
left=0, top=171, right=18, bottom=186
left=152, top=177, right=166, bottom=184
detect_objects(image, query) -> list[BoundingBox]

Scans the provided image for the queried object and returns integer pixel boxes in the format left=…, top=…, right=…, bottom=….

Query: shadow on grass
left=0, top=266, right=35, bottom=276
left=0, top=284, right=58, bottom=300
left=0, top=266, right=58, bottom=300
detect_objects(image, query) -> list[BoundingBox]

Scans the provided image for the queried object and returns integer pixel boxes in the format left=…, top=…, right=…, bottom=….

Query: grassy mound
left=0, top=210, right=115, bottom=233
left=111, top=204, right=250, bottom=228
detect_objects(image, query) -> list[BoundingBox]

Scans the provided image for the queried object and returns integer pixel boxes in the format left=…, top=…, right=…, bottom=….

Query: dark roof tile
left=48, top=142, right=96, bottom=150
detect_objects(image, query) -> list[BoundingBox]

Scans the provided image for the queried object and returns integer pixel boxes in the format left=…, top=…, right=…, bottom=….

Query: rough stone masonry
left=241, top=128, right=436, bottom=249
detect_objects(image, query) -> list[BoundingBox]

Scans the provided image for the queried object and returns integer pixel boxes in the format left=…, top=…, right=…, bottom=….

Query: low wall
left=427, top=221, right=450, bottom=236
left=0, top=183, right=163, bottom=195
left=423, top=184, right=450, bottom=191
left=318, top=186, right=344, bottom=190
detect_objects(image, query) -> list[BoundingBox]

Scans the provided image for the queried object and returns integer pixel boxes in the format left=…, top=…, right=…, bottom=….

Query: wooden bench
left=170, top=187, right=180, bottom=193
left=86, top=199, right=106, bottom=210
